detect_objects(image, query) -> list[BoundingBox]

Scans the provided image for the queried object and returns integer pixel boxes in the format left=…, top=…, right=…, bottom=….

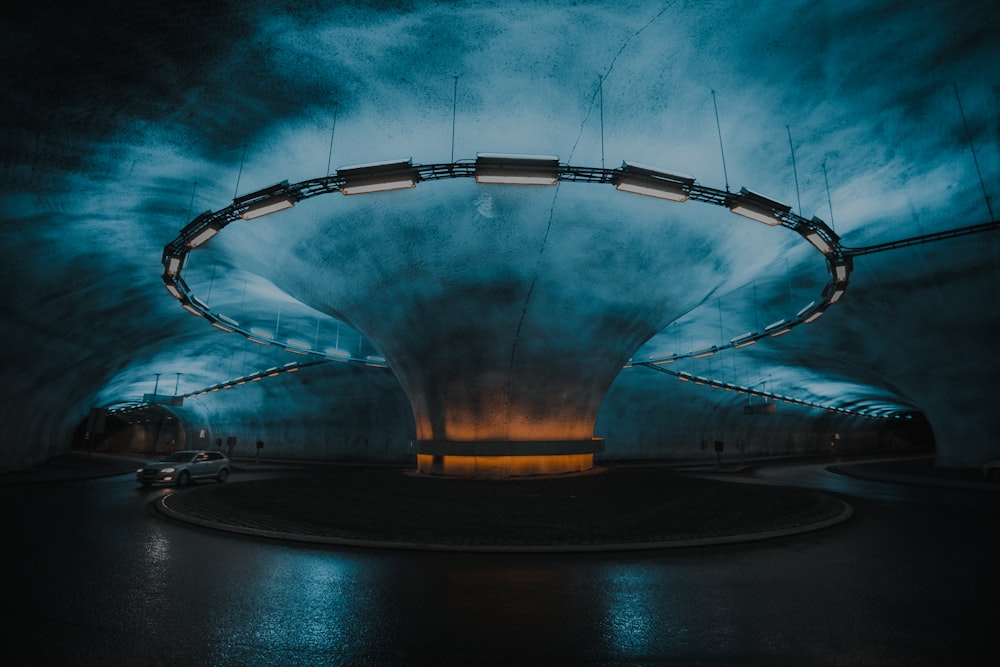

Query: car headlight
left=136, top=468, right=144, bottom=473
left=161, top=467, right=176, bottom=473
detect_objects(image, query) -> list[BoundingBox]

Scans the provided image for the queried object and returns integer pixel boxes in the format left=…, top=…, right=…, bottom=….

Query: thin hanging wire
left=786, top=126, right=802, bottom=214
left=233, top=144, right=248, bottom=198
left=184, top=181, right=198, bottom=221
left=206, top=263, right=217, bottom=305
left=326, top=108, right=338, bottom=176
left=711, top=90, right=730, bottom=192
left=953, top=82, right=995, bottom=220
left=451, top=76, right=459, bottom=163
left=599, top=76, right=605, bottom=169
left=822, top=161, right=836, bottom=232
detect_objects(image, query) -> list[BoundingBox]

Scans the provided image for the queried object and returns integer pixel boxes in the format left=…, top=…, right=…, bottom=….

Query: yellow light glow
left=416, top=453, right=593, bottom=478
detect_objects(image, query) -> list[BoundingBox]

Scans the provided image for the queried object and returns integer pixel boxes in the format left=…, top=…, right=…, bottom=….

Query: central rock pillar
left=256, top=180, right=741, bottom=477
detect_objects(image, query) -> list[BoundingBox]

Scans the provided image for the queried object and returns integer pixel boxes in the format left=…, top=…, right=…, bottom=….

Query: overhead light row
left=662, top=368, right=889, bottom=418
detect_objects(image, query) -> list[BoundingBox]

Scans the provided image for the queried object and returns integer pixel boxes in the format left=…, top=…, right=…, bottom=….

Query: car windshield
left=163, top=452, right=196, bottom=462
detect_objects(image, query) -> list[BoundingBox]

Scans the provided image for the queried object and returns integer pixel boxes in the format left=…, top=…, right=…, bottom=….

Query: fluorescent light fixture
left=211, top=321, right=234, bottom=333
left=690, top=346, right=717, bottom=359
left=828, top=287, right=845, bottom=304
left=365, top=355, right=386, bottom=363
left=247, top=336, right=270, bottom=346
left=286, top=339, right=310, bottom=350
left=723, top=383, right=736, bottom=391
left=249, top=328, right=275, bottom=339
left=803, top=309, right=825, bottom=324
left=677, top=372, right=693, bottom=382
left=764, top=319, right=787, bottom=332
left=235, top=378, right=247, bottom=385
left=337, top=159, right=416, bottom=195
left=186, top=226, right=220, bottom=248
left=164, top=255, right=183, bottom=276
left=265, top=367, right=280, bottom=377
left=240, top=196, right=295, bottom=220
left=190, top=296, right=208, bottom=310
left=729, top=188, right=790, bottom=226
left=325, top=348, right=351, bottom=361
left=833, top=263, right=849, bottom=282
left=216, top=314, right=239, bottom=327
left=284, top=347, right=307, bottom=355
left=614, top=162, right=694, bottom=201
left=803, top=231, right=832, bottom=254
left=651, top=356, right=676, bottom=365
left=734, top=338, right=757, bottom=349
left=164, top=283, right=182, bottom=299
left=283, top=362, right=300, bottom=372
left=796, top=301, right=817, bottom=318
left=251, top=375, right=263, bottom=381
left=182, top=303, right=203, bottom=317
left=694, top=376, right=708, bottom=385
left=475, top=153, right=559, bottom=185
left=769, top=327, right=793, bottom=337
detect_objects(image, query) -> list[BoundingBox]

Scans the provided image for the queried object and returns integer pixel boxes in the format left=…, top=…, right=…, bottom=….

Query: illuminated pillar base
left=414, top=440, right=604, bottom=479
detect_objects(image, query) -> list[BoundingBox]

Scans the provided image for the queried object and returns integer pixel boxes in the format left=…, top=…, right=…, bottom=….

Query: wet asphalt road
left=3, top=461, right=998, bottom=665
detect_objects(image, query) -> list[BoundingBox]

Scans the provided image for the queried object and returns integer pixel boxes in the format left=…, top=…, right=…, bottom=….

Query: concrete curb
left=154, top=492, right=853, bottom=553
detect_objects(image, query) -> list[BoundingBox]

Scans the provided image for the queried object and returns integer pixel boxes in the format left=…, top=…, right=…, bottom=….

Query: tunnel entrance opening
left=877, top=412, right=936, bottom=454
left=72, top=405, right=188, bottom=455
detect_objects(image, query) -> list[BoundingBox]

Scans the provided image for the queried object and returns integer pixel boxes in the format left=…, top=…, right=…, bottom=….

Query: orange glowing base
left=414, top=440, right=604, bottom=478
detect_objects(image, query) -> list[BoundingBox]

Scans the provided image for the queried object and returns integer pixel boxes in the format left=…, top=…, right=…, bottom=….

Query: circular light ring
left=161, top=156, right=853, bottom=369
left=642, top=365, right=901, bottom=419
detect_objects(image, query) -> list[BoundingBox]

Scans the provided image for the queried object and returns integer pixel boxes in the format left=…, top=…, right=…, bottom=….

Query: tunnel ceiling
left=2, top=0, right=998, bottom=467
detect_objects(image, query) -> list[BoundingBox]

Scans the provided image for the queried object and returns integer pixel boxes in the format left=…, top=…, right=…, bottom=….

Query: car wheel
left=989, top=468, right=1000, bottom=483
left=176, top=470, right=190, bottom=487
left=217, top=468, right=229, bottom=483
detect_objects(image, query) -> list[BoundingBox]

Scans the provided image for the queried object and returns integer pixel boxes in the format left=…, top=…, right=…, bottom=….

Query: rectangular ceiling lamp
left=240, top=196, right=295, bottom=220
left=474, top=153, right=559, bottom=185
left=325, top=348, right=351, bottom=362
left=186, top=225, right=220, bottom=248
left=764, top=319, right=787, bottom=333
left=833, top=262, right=849, bottom=282
left=690, top=346, right=717, bottom=359
left=803, top=309, right=825, bottom=324
left=211, top=321, right=234, bottom=333
left=615, top=162, right=694, bottom=201
left=729, top=188, right=791, bottom=226
left=182, top=303, right=203, bottom=317
left=803, top=231, right=832, bottom=254
left=337, top=159, right=416, bottom=195
left=164, top=282, right=182, bottom=299
left=163, top=255, right=183, bottom=276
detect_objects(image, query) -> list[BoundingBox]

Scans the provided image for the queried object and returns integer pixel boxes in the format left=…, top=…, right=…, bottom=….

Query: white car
left=137, top=450, right=230, bottom=487
left=983, top=460, right=1000, bottom=483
